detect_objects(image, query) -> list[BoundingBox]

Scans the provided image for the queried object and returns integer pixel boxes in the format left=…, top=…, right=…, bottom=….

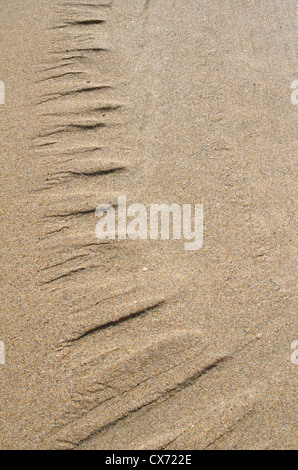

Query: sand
left=0, top=0, right=297, bottom=450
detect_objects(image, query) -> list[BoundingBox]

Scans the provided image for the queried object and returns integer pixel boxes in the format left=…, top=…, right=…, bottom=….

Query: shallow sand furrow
left=55, top=355, right=229, bottom=449
left=67, top=300, right=166, bottom=342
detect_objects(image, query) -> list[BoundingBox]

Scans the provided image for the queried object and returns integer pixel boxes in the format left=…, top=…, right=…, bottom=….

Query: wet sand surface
left=0, top=0, right=297, bottom=449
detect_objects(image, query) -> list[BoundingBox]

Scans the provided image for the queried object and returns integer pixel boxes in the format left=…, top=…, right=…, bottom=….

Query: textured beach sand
left=0, top=0, right=297, bottom=450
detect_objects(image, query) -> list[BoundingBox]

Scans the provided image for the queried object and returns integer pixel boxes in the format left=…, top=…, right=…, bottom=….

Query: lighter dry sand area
left=0, top=0, right=297, bottom=450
